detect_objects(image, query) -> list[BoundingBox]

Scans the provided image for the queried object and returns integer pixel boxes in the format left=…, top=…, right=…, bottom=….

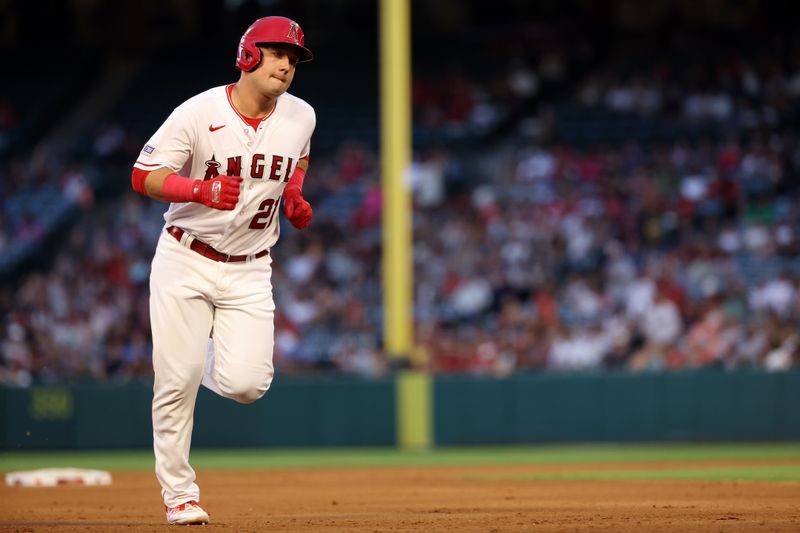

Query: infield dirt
left=1, top=461, right=799, bottom=532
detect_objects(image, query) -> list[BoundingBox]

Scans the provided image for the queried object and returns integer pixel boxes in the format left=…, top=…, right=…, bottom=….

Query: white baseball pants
left=149, top=230, right=275, bottom=507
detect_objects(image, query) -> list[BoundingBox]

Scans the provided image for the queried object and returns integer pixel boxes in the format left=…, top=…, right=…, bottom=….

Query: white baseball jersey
left=134, top=84, right=315, bottom=255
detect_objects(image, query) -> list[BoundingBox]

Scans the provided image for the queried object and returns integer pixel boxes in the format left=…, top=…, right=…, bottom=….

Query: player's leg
left=150, top=231, right=215, bottom=507
left=202, top=255, right=275, bottom=403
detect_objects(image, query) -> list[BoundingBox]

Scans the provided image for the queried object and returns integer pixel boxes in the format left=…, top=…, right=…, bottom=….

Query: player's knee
left=226, top=371, right=273, bottom=404
left=154, top=368, right=203, bottom=407
left=230, top=387, right=264, bottom=404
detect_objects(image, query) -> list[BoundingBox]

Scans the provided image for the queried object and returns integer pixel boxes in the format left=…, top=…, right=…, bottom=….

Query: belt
left=166, top=226, right=268, bottom=263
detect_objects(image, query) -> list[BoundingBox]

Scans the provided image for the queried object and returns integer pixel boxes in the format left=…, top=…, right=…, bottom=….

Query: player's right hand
left=192, top=175, right=243, bottom=210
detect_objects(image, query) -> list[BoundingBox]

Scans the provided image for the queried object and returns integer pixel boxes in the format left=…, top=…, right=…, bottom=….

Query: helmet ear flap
left=236, top=43, right=262, bottom=72
left=248, top=46, right=263, bottom=71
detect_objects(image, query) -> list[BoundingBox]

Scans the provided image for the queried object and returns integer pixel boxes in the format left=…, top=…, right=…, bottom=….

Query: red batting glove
left=191, top=175, right=243, bottom=210
left=283, top=188, right=312, bottom=229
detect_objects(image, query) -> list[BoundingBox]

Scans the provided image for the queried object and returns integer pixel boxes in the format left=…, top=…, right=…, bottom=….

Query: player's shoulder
left=164, top=86, right=228, bottom=127
left=179, top=86, right=228, bottom=111
left=278, top=92, right=316, bottom=122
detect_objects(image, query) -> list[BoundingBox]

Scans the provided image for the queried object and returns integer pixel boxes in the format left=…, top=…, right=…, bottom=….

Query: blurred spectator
left=628, top=284, right=683, bottom=372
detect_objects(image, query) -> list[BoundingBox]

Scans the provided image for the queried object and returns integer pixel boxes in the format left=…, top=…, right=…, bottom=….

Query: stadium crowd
left=3, top=126, right=800, bottom=386
left=2, top=4, right=800, bottom=385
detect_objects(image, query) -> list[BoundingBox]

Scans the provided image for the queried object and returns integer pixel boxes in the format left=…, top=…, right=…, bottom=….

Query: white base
left=5, top=468, right=112, bottom=487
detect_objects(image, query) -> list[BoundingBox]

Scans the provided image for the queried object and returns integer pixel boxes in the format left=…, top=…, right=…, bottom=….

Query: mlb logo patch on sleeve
left=143, top=144, right=155, bottom=154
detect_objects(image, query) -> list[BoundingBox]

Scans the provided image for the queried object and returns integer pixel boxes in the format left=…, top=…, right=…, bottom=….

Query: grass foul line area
left=1, top=443, right=800, bottom=472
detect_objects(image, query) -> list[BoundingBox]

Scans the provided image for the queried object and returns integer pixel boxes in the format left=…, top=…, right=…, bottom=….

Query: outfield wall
left=1, top=370, right=798, bottom=450
left=434, top=371, right=800, bottom=444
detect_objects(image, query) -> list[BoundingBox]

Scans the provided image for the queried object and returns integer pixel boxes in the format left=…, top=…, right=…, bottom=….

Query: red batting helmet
left=236, top=16, right=314, bottom=71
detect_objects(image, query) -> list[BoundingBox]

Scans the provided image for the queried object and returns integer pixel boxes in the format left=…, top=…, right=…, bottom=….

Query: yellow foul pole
left=380, top=0, right=412, bottom=361
left=380, top=0, right=431, bottom=450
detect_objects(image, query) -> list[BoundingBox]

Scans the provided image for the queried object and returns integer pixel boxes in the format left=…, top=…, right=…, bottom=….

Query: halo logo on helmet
left=287, top=22, right=301, bottom=45
left=236, top=16, right=314, bottom=72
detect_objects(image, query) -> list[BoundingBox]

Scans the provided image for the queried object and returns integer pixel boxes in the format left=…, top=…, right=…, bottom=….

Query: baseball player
left=131, top=16, right=314, bottom=525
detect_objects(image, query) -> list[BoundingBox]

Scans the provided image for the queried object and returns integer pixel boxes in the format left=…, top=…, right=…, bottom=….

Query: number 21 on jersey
left=248, top=196, right=281, bottom=229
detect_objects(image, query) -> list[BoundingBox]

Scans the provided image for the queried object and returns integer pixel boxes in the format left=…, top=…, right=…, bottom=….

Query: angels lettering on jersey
left=203, top=153, right=294, bottom=182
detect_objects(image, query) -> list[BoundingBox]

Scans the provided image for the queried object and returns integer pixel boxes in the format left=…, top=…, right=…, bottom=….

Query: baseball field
left=1, top=443, right=799, bottom=532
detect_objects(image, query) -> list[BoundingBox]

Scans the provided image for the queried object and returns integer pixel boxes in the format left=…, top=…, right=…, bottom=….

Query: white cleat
left=165, top=500, right=210, bottom=525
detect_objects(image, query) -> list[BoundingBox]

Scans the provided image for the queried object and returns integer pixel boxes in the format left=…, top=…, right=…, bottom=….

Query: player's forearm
left=134, top=167, right=178, bottom=202
left=285, top=157, right=309, bottom=195
left=132, top=167, right=202, bottom=203
left=131, top=166, right=242, bottom=209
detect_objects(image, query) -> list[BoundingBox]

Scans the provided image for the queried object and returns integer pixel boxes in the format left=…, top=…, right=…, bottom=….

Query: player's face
left=254, top=45, right=300, bottom=97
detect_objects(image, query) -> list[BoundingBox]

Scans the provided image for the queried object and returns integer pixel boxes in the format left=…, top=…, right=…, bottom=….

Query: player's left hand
left=283, top=189, right=312, bottom=229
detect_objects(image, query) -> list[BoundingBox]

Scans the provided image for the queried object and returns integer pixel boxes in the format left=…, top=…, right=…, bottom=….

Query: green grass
left=1, top=443, right=799, bottom=472
left=468, top=464, right=800, bottom=482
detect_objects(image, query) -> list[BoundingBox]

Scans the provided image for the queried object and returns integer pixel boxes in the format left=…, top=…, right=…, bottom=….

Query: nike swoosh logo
left=209, top=124, right=226, bottom=132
